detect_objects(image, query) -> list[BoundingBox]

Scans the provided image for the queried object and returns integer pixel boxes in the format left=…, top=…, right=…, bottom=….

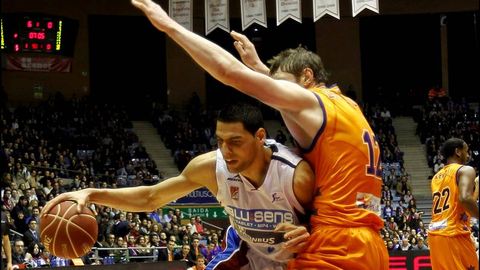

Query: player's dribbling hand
left=275, top=222, right=310, bottom=253
left=41, top=189, right=91, bottom=217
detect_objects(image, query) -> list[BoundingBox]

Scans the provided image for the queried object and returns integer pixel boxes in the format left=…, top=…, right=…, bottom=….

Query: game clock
left=1, top=13, right=79, bottom=56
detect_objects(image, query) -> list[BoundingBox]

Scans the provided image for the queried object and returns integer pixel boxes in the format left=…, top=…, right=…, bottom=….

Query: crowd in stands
left=1, top=94, right=223, bottom=268
left=150, top=93, right=218, bottom=171
left=416, top=96, right=480, bottom=175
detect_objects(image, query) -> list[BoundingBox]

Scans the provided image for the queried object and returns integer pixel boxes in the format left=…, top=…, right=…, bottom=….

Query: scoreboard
left=1, top=13, right=79, bottom=56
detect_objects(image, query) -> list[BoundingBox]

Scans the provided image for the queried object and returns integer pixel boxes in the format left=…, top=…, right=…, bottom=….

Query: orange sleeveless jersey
left=428, top=163, right=472, bottom=236
left=302, top=86, right=384, bottom=230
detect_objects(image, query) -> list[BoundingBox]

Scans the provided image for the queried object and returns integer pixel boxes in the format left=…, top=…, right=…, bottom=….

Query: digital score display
left=1, top=13, right=78, bottom=56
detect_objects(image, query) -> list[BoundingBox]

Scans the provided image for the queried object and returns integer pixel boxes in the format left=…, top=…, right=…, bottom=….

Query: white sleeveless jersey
left=215, top=140, right=305, bottom=265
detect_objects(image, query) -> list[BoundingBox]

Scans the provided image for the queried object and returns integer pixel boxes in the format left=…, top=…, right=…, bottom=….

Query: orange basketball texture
left=40, top=200, right=98, bottom=259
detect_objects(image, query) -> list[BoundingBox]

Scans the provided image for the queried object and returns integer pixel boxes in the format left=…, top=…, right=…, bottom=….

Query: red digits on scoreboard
left=28, top=32, right=46, bottom=40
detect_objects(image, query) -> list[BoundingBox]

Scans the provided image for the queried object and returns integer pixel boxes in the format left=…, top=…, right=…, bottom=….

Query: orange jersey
left=302, top=86, right=384, bottom=230
left=428, top=163, right=472, bottom=236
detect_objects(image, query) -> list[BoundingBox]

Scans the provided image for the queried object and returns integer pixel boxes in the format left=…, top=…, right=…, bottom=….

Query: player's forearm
left=3, top=235, right=12, bottom=265
left=87, top=186, right=161, bottom=212
left=459, top=197, right=479, bottom=219
left=250, top=61, right=270, bottom=75
left=165, top=25, right=250, bottom=90
left=134, top=0, right=246, bottom=89
left=474, top=176, right=479, bottom=200
left=166, top=26, right=309, bottom=111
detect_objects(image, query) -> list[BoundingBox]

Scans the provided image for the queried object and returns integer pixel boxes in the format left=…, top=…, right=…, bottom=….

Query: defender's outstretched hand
left=275, top=222, right=310, bottom=254
left=230, top=31, right=269, bottom=75
left=131, top=0, right=177, bottom=33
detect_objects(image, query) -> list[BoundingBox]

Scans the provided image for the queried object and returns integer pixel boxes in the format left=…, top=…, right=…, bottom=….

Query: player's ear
left=255, top=128, right=266, bottom=141
left=301, top=68, right=314, bottom=86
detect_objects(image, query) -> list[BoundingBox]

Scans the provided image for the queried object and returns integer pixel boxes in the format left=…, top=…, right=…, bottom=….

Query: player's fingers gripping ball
left=40, top=200, right=98, bottom=259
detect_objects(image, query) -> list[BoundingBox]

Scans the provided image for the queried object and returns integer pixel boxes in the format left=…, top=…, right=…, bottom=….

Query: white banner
left=352, top=0, right=379, bottom=17
left=169, top=0, right=193, bottom=31
left=240, top=0, right=267, bottom=30
left=5, top=55, right=72, bottom=72
left=313, top=0, right=339, bottom=21
left=276, top=0, right=302, bottom=26
left=205, top=0, right=230, bottom=34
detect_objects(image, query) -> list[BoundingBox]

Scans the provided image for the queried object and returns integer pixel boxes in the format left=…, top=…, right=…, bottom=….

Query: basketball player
left=428, top=138, right=479, bottom=270
left=128, top=0, right=388, bottom=269
left=43, top=103, right=315, bottom=270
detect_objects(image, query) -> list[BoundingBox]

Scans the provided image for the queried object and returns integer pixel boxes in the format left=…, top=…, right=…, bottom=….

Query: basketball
left=40, top=200, right=98, bottom=259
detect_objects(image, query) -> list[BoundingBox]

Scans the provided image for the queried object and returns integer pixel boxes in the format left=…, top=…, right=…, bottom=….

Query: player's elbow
left=142, top=190, right=160, bottom=212
left=218, top=68, right=236, bottom=86
left=458, top=192, right=472, bottom=204
left=458, top=195, right=477, bottom=216
left=143, top=204, right=158, bottom=213
left=219, top=63, right=247, bottom=87
left=458, top=195, right=469, bottom=205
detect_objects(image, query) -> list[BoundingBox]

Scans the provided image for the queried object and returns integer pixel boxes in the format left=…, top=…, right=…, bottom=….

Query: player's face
left=459, top=143, right=470, bottom=164
left=216, top=121, right=261, bottom=174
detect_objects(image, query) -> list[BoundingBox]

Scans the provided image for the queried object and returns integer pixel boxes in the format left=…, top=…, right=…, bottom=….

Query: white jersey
left=215, top=140, right=305, bottom=266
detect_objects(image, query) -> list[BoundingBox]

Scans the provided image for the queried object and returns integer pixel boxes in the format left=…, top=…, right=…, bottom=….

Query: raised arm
left=42, top=152, right=217, bottom=215
left=130, top=0, right=317, bottom=113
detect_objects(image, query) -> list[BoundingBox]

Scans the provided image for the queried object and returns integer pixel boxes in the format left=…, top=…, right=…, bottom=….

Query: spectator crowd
left=1, top=94, right=223, bottom=268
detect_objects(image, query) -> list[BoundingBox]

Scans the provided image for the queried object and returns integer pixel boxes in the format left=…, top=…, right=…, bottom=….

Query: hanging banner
left=352, top=0, right=379, bottom=17
left=169, top=0, right=193, bottom=31
left=240, top=0, right=267, bottom=31
left=5, top=55, right=72, bottom=72
left=276, top=0, right=302, bottom=26
left=205, top=0, right=230, bottom=35
left=313, top=0, right=340, bottom=21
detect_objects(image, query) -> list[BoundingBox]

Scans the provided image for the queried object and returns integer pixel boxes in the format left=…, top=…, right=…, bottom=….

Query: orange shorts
left=288, top=226, right=389, bottom=270
left=429, top=234, right=478, bottom=270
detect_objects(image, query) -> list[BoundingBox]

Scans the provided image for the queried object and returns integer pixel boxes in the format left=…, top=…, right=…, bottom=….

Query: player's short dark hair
left=440, top=138, right=466, bottom=159
left=268, top=46, right=329, bottom=83
left=217, top=102, right=264, bottom=136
